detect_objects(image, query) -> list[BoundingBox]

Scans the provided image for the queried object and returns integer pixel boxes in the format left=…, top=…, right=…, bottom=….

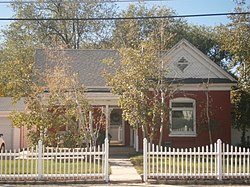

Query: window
left=176, top=57, right=189, bottom=72
left=170, top=98, right=196, bottom=136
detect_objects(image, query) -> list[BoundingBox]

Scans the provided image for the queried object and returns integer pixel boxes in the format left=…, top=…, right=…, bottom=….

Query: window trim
left=169, top=97, right=197, bottom=137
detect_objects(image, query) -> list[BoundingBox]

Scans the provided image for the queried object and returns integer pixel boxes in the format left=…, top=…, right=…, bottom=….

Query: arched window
left=170, top=98, right=196, bottom=137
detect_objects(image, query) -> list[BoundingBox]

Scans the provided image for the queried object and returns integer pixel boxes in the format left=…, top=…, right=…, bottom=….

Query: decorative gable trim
left=176, top=57, right=190, bottom=72
left=162, top=39, right=237, bottom=83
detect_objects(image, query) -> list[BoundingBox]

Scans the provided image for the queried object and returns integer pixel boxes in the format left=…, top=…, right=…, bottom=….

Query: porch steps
left=109, top=145, right=137, bottom=158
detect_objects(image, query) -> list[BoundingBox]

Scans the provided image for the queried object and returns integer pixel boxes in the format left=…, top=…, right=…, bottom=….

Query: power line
left=0, top=0, right=175, bottom=4
left=0, top=12, right=249, bottom=21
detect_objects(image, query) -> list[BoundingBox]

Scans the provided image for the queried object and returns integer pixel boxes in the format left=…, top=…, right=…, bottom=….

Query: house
left=158, top=39, right=237, bottom=148
left=0, top=97, right=26, bottom=150
left=35, top=39, right=237, bottom=150
left=0, top=39, right=240, bottom=150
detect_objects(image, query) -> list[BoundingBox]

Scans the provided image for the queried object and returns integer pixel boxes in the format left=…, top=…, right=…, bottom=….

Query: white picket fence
left=143, top=139, right=250, bottom=182
left=0, top=139, right=109, bottom=182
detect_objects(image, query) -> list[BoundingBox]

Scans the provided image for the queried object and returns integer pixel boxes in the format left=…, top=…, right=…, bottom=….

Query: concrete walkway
left=109, top=158, right=142, bottom=183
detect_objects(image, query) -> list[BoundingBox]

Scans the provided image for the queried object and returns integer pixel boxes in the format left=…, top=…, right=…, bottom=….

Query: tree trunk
left=142, top=124, right=147, bottom=140
left=205, top=90, right=212, bottom=144
left=158, top=91, right=164, bottom=146
left=241, top=124, right=246, bottom=146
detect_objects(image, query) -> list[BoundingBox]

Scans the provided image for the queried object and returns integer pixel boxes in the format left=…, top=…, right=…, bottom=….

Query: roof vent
left=177, top=57, right=189, bottom=72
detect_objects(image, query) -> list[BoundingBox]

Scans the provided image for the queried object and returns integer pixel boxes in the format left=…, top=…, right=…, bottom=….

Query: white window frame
left=169, top=97, right=197, bottom=137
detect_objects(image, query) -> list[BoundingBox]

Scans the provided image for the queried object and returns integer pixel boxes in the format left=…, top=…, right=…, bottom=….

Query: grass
left=130, top=154, right=250, bottom=175
left=0, top=159, right=105, bottom=175
left=130, top=154, right=144, bottom=174
left=130, top=153, right=218, bottom=175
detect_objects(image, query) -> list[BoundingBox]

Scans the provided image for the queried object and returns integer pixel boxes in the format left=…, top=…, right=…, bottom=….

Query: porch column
left=133, top=129, right=136, bottom=149
left=105, top=105, right=109, bottom=140
left=130, top=128, right=133, bottom=146
left=135, top=128, right=139, bottom=152
left=13, top=127, right=20, bottom=150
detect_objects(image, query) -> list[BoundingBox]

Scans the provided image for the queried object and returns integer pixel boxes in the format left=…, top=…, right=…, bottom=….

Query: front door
left=109, top=108, right=124, bottom=144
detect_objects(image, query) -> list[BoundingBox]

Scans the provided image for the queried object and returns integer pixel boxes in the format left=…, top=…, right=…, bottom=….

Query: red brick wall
left=137, top=90, right=232, bottom=149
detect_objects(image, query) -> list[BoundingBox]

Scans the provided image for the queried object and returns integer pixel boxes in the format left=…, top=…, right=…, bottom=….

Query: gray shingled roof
left=0, top=97, right=25, bottom=111
left=35, top=47, right=236, bottom=88
left=35, top=49, right=120, bottom=87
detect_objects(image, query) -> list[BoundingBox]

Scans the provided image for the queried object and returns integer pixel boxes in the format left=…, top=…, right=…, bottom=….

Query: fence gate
left=143, top=139, right=250, bottom=182
left=0, top=138, right=109, bottom=182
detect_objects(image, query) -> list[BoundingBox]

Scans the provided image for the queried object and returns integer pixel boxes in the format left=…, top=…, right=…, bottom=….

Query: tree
left=231, top=88, right=250, bottom=147
left=109, top=4, right=226, bottom=66
left=9, top=0, right=117, bottom=49
left=197, top=83, right=222, bottom=144
left=110, top=4, right=177, bottom=49
left=10, top=49, right=104, bottom=147
left=103, top=36, right=175, bottom=145
left=217, top=0, right=250, bottom=146
left=217, top=0, right=250, bottom=87
left=0, top=29, right=35, bottom=101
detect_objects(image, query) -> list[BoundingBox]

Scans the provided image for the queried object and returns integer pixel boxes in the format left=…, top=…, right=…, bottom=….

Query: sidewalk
left=109, top=158, right=142, bottom=184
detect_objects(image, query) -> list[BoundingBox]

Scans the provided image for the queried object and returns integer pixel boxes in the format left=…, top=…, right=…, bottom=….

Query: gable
left=162, top=39, right=237, bottom=84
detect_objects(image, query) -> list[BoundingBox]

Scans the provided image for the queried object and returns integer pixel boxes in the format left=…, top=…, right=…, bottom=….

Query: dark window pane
left=172, top=110, right=194, bottom=132
left=172, top=102, right=193, bottom=108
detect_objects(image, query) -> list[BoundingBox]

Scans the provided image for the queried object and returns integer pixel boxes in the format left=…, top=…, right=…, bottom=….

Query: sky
left=0, top=0, right=248, bottom=30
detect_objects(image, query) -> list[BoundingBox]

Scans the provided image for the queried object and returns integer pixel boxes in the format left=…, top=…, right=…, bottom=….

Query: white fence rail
left=0, top=139, right=109, bottom=182
left=143, top=139, right=250, bottom=182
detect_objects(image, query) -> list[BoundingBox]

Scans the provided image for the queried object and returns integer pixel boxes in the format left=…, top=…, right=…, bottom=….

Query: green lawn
left=0, top=159, right=105, bottom=175
left=130, top=154, right=250, bottom=175
left=130, top=154, right=144, bottom=174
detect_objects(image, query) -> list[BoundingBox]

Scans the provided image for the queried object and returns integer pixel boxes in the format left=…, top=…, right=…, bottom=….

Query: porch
left=86, top=92, right=140, bottom=151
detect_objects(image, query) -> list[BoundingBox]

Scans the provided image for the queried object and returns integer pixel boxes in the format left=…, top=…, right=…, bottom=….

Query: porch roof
left=0, top=97, right=25, bottom=111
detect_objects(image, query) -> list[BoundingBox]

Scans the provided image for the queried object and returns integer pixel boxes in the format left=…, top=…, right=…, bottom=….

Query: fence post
left=37, top=140, right=43, bottom=180
left=217, top=139, right=222, bottom=181
left=104, top=138, right=109, bottom=182
left=143, top=138, right=148, bottom=182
